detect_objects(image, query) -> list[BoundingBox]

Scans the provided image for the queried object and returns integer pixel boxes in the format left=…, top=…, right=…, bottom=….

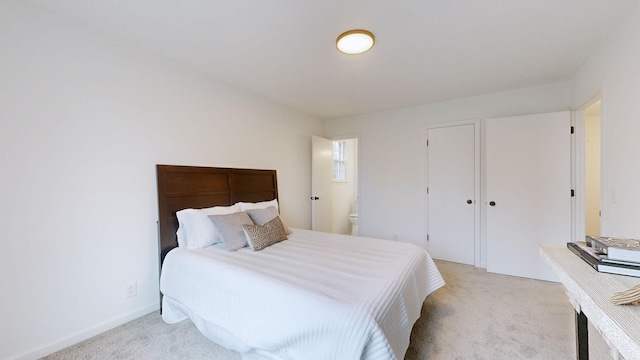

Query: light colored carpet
left=44, top=260, right=611, bottom=359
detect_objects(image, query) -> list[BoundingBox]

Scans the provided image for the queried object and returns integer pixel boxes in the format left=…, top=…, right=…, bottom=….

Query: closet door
left=426, top=122, right=478, bottom=265
left=486, top=111, right=570, bottom=281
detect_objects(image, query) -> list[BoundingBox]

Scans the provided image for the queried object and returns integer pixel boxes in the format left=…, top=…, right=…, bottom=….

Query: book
left=587, top=235, right=640, bottom=263
left=567, top=242, right=640, bottom=278
left=600, top=257, right=640, bottom=267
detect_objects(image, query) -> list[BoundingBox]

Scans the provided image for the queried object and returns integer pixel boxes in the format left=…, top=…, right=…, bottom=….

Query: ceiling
left=30, top=0, right=639, bottom=119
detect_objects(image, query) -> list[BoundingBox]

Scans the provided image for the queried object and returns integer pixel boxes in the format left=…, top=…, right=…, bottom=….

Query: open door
left=311, top=136, right=333, bottom=232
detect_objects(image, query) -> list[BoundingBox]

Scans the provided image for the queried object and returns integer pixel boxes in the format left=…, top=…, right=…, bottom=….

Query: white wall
left=0, top=2, right=322, bottom=359
left=571, top=4, right=640, bottom=239
left=325, top=82, right=572, bottom=265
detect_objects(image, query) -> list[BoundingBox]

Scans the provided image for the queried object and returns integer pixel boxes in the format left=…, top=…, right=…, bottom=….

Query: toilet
left=349, top=213, right=358, bottom=236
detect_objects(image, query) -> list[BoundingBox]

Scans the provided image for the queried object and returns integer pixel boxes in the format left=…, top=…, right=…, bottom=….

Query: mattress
left=160, top=228, right=445, bottom=360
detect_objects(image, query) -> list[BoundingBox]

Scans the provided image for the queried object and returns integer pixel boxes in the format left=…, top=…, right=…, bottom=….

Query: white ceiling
left=30, top=0, right=639, bottom=119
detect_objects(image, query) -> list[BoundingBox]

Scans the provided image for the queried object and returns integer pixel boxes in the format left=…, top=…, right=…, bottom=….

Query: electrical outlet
left=126, top=281, right=137, bottom=298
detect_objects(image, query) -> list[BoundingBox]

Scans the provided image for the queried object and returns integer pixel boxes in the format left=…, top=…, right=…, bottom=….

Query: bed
left=156, top=165, right=445, bottom=360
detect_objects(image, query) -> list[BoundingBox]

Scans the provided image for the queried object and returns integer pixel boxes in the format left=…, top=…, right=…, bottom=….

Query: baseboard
left=8, top=302, right=159, bottom=360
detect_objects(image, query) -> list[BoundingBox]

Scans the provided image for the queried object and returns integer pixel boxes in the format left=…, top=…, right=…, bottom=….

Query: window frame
left=332, top=140, right=347, bottom=182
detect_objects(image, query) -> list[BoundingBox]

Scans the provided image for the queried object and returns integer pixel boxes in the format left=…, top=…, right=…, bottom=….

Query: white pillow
left=237, top=199, right=279, bottom=211
left=176, top=204, right=241, bottom=249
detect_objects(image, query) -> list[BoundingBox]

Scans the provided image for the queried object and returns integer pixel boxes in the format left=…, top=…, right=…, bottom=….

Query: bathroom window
left=333, top=141, right=346, bottom=181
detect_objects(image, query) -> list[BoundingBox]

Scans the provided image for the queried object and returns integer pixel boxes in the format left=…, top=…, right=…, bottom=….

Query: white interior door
left=427, top=123, right=476, bottom=265
left=311, top=136, right=333, bottom=232
left=486, top=111, right=571, bottom=281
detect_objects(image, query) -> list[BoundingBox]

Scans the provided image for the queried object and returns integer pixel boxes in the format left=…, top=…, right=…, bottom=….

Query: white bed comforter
left=160, top=229, right=444, bottom=360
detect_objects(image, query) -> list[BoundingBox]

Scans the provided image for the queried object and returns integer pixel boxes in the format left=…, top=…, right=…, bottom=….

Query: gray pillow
left=208, top=212, right=254, bottom=251
left=242, top=216, right=288, bottom=251
left=245, top=206, right=292, bottom=234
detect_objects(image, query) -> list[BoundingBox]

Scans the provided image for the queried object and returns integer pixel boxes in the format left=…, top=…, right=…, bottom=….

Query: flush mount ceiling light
left=336, top=29, right=375, bottom=55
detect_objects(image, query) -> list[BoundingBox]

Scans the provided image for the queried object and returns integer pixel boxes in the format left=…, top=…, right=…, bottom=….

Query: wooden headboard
left=156, top=165, right=278, bottom=266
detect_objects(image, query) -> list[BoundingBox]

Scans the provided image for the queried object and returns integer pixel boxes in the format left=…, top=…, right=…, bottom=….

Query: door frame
left=425, top=119, right=481, bottom=266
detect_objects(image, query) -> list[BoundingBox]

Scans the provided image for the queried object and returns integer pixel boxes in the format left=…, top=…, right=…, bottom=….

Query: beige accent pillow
left=242, top=216, right=288, bottom=251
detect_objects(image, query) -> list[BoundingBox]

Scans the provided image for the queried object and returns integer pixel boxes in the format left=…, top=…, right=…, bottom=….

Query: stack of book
left=567, top=236, right=640, bottom=277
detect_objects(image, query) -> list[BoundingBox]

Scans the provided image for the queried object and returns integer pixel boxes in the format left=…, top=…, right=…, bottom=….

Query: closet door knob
left=489, top=201, right=496, bottom=206
left=310, top=196, right=320, bottom=200
left=467, top=199, right=473, bottom=204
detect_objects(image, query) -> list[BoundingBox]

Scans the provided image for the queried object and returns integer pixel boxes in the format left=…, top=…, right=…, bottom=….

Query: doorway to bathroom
left=331, top=137, right=358, bottom=235
left=584, top=100, right=601, bottom=237
left=574, top=98, right=601, bottom=241
left=311, top=136, right=359, bottom=235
